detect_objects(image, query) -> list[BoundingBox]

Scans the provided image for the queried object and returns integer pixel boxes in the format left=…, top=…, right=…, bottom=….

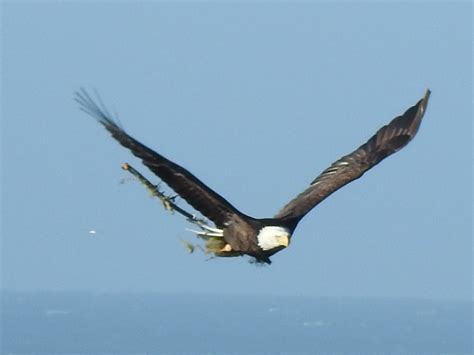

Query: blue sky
left=2, top=2, right=472, bottom=300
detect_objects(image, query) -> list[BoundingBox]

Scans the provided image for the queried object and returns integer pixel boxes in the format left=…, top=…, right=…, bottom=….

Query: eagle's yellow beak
left=277, top=235, right=290, bottom=248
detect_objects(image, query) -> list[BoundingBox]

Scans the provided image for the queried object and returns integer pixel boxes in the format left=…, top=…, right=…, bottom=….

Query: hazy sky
left=2, top=2, right=472, bottom=300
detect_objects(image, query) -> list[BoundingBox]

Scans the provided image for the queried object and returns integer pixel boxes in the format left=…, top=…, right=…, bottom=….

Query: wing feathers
left=77, top=88, right=430, bottom=231
left=75, top=89, right=243, bottom=228
left=274, top=90, right=430, bottom=223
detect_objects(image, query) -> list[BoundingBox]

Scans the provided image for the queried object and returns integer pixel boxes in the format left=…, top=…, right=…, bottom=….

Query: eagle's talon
left=220, top=244, right=233, bottom=252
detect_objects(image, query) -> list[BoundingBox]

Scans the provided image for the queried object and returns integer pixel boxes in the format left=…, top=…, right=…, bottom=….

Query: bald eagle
left=76, top=89, right=430, bottom=264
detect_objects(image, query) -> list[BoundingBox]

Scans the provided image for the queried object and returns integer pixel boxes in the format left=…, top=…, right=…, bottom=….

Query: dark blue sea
left=2, top=291, right=472, bottom=354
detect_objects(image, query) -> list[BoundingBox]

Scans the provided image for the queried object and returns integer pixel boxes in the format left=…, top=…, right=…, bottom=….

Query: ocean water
left=1, top=291, right=471, bottom=355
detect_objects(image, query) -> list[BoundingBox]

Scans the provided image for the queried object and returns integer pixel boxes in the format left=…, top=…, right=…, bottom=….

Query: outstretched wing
left=75, top=89, right=245, bottom=228
left=274, top=90, right=430, bottom=224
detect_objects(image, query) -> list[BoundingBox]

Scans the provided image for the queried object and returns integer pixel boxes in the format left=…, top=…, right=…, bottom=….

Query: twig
left=121, top=163, right=231, bottom=257
left=121, top=163, right=210, bottom=228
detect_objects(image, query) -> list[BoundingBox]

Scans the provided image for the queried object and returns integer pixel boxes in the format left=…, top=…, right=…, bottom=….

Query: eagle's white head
left=257, top=226, right=291, bottom=251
